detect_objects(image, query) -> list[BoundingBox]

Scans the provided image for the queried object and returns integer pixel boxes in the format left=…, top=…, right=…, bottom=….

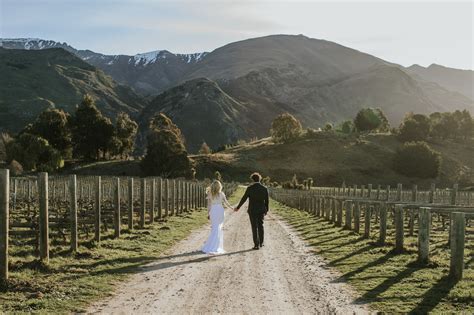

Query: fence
left=0, top=169, right=238, bottom=281
left=270, top=183, right=473, bottom=282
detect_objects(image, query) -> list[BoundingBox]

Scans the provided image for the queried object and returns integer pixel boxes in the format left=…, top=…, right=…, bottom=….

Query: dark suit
left=236, top=182, right=269, bottom=247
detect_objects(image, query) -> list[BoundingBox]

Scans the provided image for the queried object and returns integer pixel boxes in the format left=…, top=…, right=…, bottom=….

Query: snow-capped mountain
left=1, top=38, right=208, bottom=95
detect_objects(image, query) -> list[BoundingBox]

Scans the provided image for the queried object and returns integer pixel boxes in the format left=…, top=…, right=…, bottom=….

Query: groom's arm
left=235, top=187, right=249, bottom=210
left=264, top=188, right=269, bottom=214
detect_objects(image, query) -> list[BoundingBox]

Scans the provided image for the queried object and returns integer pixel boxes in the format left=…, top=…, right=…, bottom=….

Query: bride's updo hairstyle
left=206, top=180, right=223, bottom=198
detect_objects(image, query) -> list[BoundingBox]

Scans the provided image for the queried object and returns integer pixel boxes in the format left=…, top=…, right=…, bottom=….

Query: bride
left=202, top=180, right=233, bottom=255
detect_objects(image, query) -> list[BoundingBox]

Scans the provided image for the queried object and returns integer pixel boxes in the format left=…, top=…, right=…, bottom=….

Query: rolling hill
left=0, top=48, right=145, bottom=133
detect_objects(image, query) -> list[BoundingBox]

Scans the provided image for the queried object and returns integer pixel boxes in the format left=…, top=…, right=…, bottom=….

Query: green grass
left=271, top=199, right=474, bottom=313
left=0, top=188, right=240, bottom=313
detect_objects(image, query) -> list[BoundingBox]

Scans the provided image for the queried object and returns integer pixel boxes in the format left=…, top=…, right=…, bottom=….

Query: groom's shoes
left=252, top=246, right=260, bottom=250
left=260, top=243, right=264, bottom=248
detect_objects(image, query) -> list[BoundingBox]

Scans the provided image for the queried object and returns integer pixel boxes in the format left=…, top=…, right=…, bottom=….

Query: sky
left=1, top=0, right=473, bottom=69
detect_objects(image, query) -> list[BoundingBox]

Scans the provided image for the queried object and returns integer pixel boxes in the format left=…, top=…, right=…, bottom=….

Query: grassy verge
left=0, top=192, right=240, bottom=313
left=271, top=199, right=473, bottom=313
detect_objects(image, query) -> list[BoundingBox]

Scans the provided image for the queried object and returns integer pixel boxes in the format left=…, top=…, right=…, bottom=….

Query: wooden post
left=114, top=178, right=121, bottom=238
left=140, top=178, right=146, bottom=228
left=171, top=180, right=175, bottom=216
left=412, top=184, right=418, bottom=202
left=354, top=202, right=360, bottom=233
left=316, top=197, right=321, bottom=217
left=157, top=178, right=162, bottom=219
left=330, top=199, right=336, bottom=222
left=429, top=183, right=435, bottom=203
left=394, top=205, right=404, bottom=253
left=418, top=207, right=431, bottom=264
left=38, top=172, right=49, bottom=262
left=150, top=179, right=155, bottom=223
left=376, top=185, right=381, bottom=200
left=336, top=200, right=343, bottom=227
left=344, top=201, right=352, bottom=229
left=165, top=179, right=169, bottom=216
left=368, top=184, right=372, bottom=199
left=69, top=175, right=78, bottom=252
left=386, top=185, right=390, bottom=201
left=449, top=212, right=465, bottom=281
left=128, top=178, right=134, bottom=230
left=408, top=209, right=415, bottom=236
left=0, top=169, right=9, bottom=280
left=379, top=203, right=387, bottom=245
left=184, top=181, right=189, bottom=212
left=397, top=183, right=402, bottom=201
left=95, top=176, right=101, bottom=242
left=450, top=184, right=458, bottom=205
left=364, top=204, right=371, bottom=238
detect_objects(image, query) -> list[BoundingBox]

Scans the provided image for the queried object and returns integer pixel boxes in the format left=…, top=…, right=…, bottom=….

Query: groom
left=234, top=172, right=269, bottom=250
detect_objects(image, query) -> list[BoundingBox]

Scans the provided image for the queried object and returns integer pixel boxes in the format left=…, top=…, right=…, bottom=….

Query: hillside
left=139, top=78, right=248, bottom=152
left=194, top=132, right=474, bottom=188
left=0, top=48, right=145, bottom=133
left=407, top=63, right=474, bottom=100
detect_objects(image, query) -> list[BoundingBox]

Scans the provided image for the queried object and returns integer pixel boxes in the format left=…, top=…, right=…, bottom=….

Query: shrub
left=199, top=142, right=212, bottom=155
left=8, top=160, right=23, bottom=176
left=398, top=113, right=431, bottom=142
left=354, top=108, right=389, bottom=132
left=270, top=113, right=302, bottom=143
left=214, top=171, right=222, bottom=181
left=306, top=128, right=318, bottom=138
left=323, top=123, right=333, bottom=132
left=339, top=120, right=354, bottom=134
left=393, top=141, right=441, bottom=178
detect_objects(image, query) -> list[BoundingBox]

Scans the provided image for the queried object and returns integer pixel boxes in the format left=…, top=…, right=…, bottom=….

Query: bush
left=398, top=113, right=431, bottom=142
left=8, top=160, right=23, bottom=176
left=393, top=141, right=441, bottom=178
left=270, top=113, right=302, bottom=143
left=199, top=142, right=211, bottom=155
left=339, top=120, right=354, bottom=134
left=354, top=108, right=389, bottom=132
left=323, top=123, right=333, bottom=132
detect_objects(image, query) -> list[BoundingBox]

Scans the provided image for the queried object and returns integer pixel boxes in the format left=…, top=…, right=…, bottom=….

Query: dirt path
left=88, top=203, right=369, bottom=314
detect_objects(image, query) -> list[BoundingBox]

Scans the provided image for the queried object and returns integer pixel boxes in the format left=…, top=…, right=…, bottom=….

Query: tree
left=199, top=142, right=212, bottom=155
left=393, top=141, right=441, bottom=178
left=430, top=112, right=457, bottom=139
left=339, top=120, right=354, bottom=134
left=115, top=112, right=138, bottom=158
left=6, top=133, right=63, bottom=171
left=29, top=108, right=72, bottom=157
left=354, top=108, right=388, bottom=132
left=459, top=109, right=473, bottom=139
left=214, top=171, right=222, bottom=181
left=71, top=95, right=114, bottom=160
left=323, top=123, right=333, bottom=131
left=141, top=113, right=192, bottom=177
left=270, top=113, right=302, bottom=143
left=398, top=113, right=431, bottom=142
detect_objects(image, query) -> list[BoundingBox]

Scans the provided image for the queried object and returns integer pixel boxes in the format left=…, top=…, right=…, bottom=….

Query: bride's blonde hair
left=206, top=180, right=222, bottom=198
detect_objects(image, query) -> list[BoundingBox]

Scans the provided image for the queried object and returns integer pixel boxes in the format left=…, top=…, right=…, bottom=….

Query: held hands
left=233, top=207, right=239, bottom=212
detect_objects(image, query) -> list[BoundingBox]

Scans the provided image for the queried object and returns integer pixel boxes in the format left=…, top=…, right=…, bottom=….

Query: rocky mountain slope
left=0, top=47, right=145, bottom=132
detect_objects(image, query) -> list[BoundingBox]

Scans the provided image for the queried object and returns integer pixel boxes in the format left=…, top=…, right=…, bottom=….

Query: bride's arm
left=222, top=192, right=233, bottom=209
left=207, top=194, right=211, bottom=218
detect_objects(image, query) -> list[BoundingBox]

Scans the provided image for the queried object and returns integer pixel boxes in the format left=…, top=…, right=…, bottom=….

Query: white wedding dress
left=202, top=191, right=232, bottom=254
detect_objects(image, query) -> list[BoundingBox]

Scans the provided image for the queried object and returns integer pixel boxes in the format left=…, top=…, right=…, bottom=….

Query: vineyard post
left=364, top=204, right=371, bottom=238
left=379, top=203, right=387, bottom=245
left=376, top=185, right=381, bottom=200
left=157, top=178, right=162, bottom=219
left=397, top=183, right=402, bottom=201
left=150, top=178, right=156, bottom=223
left=0, top=169, right=9, bottom=280
left=128, top=177, right=134, bottom=230
left=412, top=184, right=418, bottom=202
left=70, top=175, right=78, bottom=252
left=95, top=176, right=101, bottom=242
left=336, top=200, right=343, bottom=227
left=394, top=204, right=404, bottom=253
left=386, top=185, right=390, bottom=201
left=450, top=184, right=458, bottom=205
left=354, top=201, right=360, bottom=233
left=140, top=178, right=146, bottom=228
left=367, top=184, right=372, bottom=199
left=170, top=180, right=175, bottom=216
left=418, top=207, right=431, bottom=264
left=449, top=212, right=465, bottom=281
left=429, top=183, right=435, bottom=203
left=344, top=201, right=352, bottom=229
left=164, top=179, right=169, bottom=217
left=114, top=178, right=121, bottom=238
left=38, top=172, right=49, bottom=262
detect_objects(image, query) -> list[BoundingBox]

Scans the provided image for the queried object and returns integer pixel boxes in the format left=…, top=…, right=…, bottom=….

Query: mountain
left=407, top=64, right=474, bottom=100
left=0, top=47, right=145, bottom=133
left=139, top=78, right=248, bottom=152
left=2, top=36, right=473, bottom=152
left=1, top=38, right=208, bottom=96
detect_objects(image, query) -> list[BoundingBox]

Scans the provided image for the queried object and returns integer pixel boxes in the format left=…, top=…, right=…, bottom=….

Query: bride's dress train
left=202, top=192, right=232, bottom=254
